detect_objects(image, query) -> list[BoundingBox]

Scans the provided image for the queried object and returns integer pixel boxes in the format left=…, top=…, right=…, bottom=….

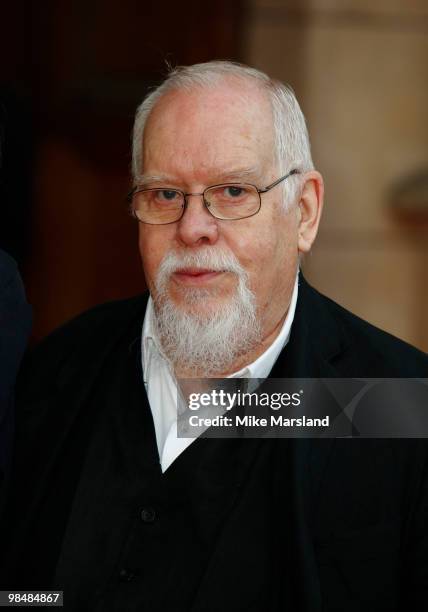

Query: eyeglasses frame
left=128, top=168, right=300, bottom=225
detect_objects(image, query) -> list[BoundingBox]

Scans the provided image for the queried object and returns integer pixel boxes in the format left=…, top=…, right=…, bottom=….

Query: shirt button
left=119, top=568, right=136, bottom=582
left=140, top=507, right=156, bottom=523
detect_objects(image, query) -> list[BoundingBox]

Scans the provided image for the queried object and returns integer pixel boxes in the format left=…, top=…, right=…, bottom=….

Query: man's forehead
left=141, top=81, right=275, bottom=177
left=146, top=79, right=273, bottom=132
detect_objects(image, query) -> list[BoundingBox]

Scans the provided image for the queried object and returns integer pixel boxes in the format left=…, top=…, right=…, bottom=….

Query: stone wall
left=244, top=0, right=428, bottom=351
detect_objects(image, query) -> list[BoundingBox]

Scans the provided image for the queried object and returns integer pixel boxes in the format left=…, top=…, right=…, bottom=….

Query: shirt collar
left=141, top=297, right=166, bottom=384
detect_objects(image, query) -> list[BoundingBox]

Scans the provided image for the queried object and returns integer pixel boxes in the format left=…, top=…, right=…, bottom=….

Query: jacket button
left=119, top=568, right=136, bottom=582
left=140, top=507, right=156, bottom=523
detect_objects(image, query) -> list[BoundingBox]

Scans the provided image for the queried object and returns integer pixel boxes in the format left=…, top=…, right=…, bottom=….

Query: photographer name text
left=187, top=414, right=330, bottom=428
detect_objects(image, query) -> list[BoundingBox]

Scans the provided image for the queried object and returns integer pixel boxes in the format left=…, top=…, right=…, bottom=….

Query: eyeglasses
left=128, top=169, right=299, bottom=225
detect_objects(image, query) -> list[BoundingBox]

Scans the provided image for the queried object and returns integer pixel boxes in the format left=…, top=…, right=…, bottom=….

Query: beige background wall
left=244, top=0, right=428, bottom=352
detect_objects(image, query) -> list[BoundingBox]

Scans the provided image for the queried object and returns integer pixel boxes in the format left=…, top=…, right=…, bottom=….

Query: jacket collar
left=270, top=274, right=345, bottom=379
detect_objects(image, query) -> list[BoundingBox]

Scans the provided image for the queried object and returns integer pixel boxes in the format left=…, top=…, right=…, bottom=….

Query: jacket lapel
left=269, top=275, right=350, bottom=611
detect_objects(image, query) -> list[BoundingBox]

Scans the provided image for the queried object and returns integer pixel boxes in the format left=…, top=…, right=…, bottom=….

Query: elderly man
left=2, top=62, right=427, bottom=611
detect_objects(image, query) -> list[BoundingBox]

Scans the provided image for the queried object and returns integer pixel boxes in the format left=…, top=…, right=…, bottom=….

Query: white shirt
left=141, top=273, right=299, bottom=472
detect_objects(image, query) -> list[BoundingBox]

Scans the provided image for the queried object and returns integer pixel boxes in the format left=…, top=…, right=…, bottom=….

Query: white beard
left=151, top=248, right=262, bottom=376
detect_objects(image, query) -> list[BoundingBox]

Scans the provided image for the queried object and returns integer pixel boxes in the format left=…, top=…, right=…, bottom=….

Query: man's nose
left=176, top=194, right=219, bottom=246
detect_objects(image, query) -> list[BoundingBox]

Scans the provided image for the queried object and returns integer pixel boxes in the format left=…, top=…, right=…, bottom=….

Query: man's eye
left=158, top=190, right=180, bottom=201
left=225, top=186, right=244, bottom=198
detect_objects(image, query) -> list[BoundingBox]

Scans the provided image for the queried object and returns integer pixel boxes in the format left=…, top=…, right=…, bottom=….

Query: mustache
left=156, top=248, right=248, bottom=279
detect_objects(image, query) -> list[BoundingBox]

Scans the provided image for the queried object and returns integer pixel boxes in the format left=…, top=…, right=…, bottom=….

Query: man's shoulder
left=52, top=293, right=147, bottom=335
left=41, top=292, right=147, bottom=342
left=18, top=294, right=149, bottom=393
left=301, top=279, right=428, bottom=376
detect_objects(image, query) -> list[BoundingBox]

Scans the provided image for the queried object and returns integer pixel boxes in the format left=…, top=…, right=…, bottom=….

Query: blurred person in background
left=0, top=249, right=31, bottom=500
left=1, top=62, right=427, bottom=611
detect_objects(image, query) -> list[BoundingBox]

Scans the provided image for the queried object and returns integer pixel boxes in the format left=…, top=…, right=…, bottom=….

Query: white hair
left=131, top=60, right=314, bottom=208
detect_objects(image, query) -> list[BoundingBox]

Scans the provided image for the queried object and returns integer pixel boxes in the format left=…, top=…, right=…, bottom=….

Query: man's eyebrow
left=215, top=167, right=263, bottom=183
left=135, top=167, right=263, bottom=187
left=135, top=174, right=172, bottom=186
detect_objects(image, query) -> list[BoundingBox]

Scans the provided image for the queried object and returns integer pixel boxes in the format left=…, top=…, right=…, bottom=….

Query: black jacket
left=1, top=276, right=427, bottom=611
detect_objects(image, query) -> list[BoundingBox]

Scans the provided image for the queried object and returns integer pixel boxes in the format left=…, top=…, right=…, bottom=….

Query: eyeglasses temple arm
left=258, top=168, right=300, bottom=193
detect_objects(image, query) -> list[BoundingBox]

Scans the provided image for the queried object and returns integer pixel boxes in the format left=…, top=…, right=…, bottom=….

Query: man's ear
left=297, top=171, right=324, bottom=253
